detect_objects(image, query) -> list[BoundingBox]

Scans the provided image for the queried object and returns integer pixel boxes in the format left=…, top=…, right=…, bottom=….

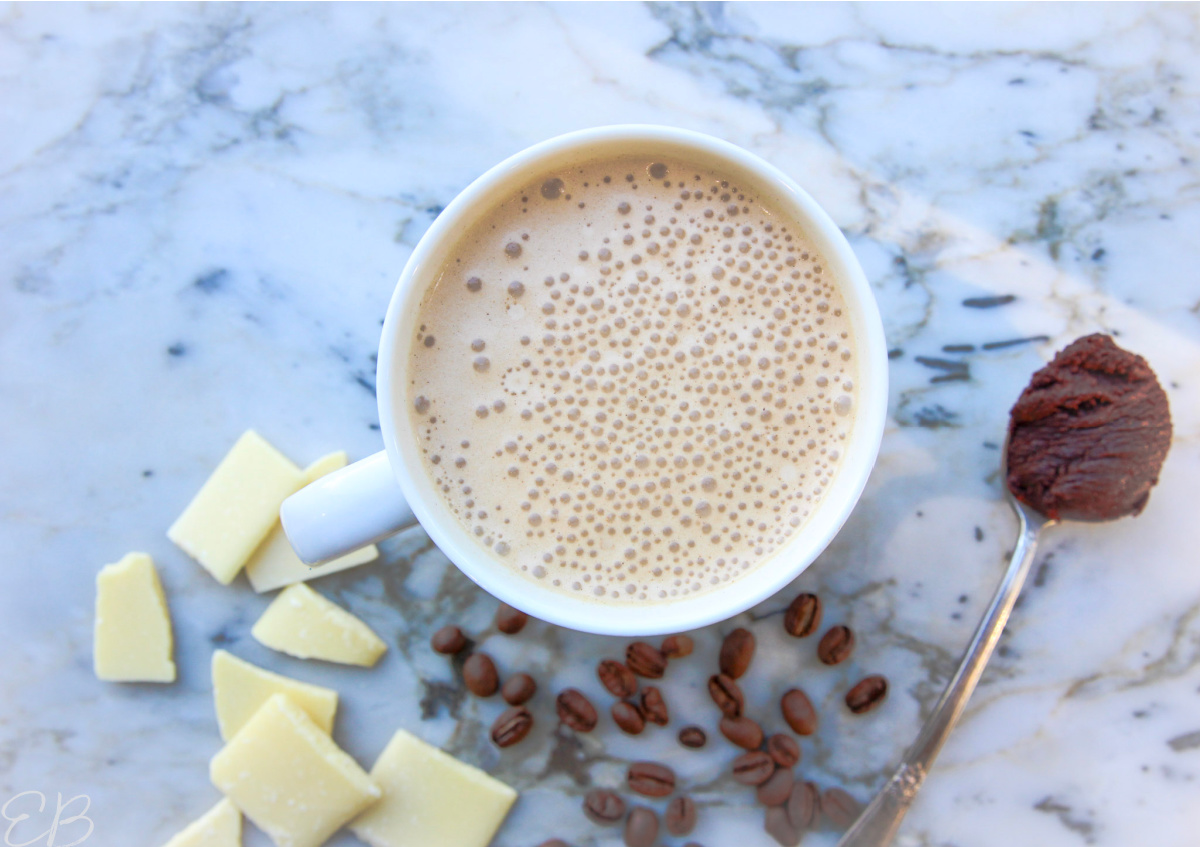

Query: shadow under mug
left=281, top=125, right=888, bottom=636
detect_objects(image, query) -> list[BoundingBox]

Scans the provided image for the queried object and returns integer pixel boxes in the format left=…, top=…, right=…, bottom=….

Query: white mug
left=281, top=125, right=888, bottom=636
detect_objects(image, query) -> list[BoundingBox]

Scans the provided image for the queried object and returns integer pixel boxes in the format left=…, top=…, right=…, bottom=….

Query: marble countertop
left=3, top=3, right=1198, bottom=846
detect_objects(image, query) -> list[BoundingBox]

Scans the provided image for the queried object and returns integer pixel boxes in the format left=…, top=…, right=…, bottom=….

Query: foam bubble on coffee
left=407, top=154, right=857, bottom=604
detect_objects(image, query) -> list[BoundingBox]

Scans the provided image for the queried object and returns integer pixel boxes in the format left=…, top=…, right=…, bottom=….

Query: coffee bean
left=430, top=625, right=466, bottom=654
left=665, top=795, right=697, bottom=836
left=624, top=806, right=659, bottom=847
left=583, top=788, right=625, bottom=826
left=536, top=841, right=570, bottom=847
left=490, top=706, right=532, bottom=747
left=822, top=787, right=861, bottom=829
left=719, top=627, right=756, bottom=679
left=766, top=733, right=801, bottom=768
left=786, top=781, right=820, bottom=831
left=462, top=653, right=499, bottom=697
left=598, top=659, right=638, bottom=698
left=495, top=602, right=528, bottom=634
left=783, top=592, right=822, bottom=638
left=764, top=805, right=801, bottom=846
left=731, top=750, right=775, bottom=786
left=845, top=674, right=888, bottom=714
left=500, top=672, right=537, bottom=706
left=626, top=642, right=667, bottom=678
left=661, top=634, right=694, bottom=658
left=556, top=688, right=598, bottom=732
left=756, top=766, right=794, bottom=807
left=627, top=761, right=676, bottom=797
left=719, top=715, right=764, bottom=751
left=678, top=725, right=707, bottom=748
left=640, top=686, right=668, bottom=726
left=780, top=688, right=818, bottom=736
left=612, top=700, right=646, bottom=735
left=817, top=624, right=855, bottom=665
left=707, top=673, right=744, bottom=718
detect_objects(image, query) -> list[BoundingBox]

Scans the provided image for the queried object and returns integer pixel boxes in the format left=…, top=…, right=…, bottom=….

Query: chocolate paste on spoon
left=840, top=333, right=1172, bottom=847
left=1005, top=333, right=1171, bottom=521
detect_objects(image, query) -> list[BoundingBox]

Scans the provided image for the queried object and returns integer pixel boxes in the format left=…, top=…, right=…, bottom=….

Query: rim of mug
left=377, top=124, right=888, bottom=636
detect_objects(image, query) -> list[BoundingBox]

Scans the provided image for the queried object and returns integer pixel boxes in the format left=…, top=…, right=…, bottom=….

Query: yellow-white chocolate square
left=251, top=583, right=387, bottom=667
left=350, top=729, right=518, bottom=847
left=212, top=649, right=338, bottom=741
left=161, top=798, right=240, bottom=847
left=94, top=552, right=175, bottom=682
left=210, top=694, right=379, bottom=847
left=168, top=430, right=306, bottom=585
left=244, top=452, right=379, bottom=593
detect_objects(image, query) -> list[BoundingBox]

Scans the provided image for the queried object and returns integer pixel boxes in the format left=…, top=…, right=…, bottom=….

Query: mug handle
left=280, top=451, right=417, bottom=565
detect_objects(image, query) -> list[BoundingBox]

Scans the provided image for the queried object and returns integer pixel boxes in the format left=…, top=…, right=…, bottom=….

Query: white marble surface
left=2, top=3, right=1199, bottom=846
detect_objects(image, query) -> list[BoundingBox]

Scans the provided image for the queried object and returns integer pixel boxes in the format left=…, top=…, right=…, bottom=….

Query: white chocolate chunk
left=245, top=452, right=379, bottom=593
left=168, top=430, right=306, bottom=585
left=94, top=552, right=175, bottom=682
left=350, top=729, right=517, bottom=847
left=211, top=694, right=380, bottom=847
left=161, top=798, right=241, bottom=847
left=252, top=583, right=387, bottom=667
left=212, top=649, right=338, bottom=741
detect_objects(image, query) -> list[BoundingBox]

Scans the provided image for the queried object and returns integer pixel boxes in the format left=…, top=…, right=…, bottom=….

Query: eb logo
left=1, top=792, right=92, bottom=847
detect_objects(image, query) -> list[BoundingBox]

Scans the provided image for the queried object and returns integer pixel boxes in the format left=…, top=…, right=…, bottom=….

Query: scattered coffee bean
left=720, top=715, right=764, bottom=751
left=665, top=795, right=697, bottom=836
left=756, top=766, right=794, bottom=807
left=536, top=841, right=569, bottom=847
left=500, top=672, right=537, bottom=706
left=845, top=674, right=888, bottom=714
left=783, top=592, right=823, bottom=638
left=661, top=634, right=694, bottom=658
left=731, top=750, right=775, bottom=786
left=583, top=788, right=626, bottom=826
left=612, top=700, right=646, bottom=735
left=627, top=761, right=676, bottom=797
left=462, top=653, right=499, bottom=697
left=430, top=624, right=466, bottom=654
left=556, top=688, right=598, bottom=732
left=822, top=787, right=862, bottom=829
left=707, top=673, right=744, bottom=718
left=786, top=781, right=820, bottom=831
left=817, top=624, right=855, bottom=665
left=490, top=706, right=533, bottom=747
left=626, top=642, right=667, bottom=678
left=598, top=659, right=639, bottom=698
left=764, top=805, right=801, bottom=846
left=495, top=602, right=528, bottom=634
left=678, top=725, right=707, bottom=748
left=624, top=806, right=659, bottom=847
left=640, top=686, right=668, bottom=726
left=767, top=733, right=801, bottom=768
left=780, top=688, right=818, bottom=736
left=719, top=627, right=756, bottom=679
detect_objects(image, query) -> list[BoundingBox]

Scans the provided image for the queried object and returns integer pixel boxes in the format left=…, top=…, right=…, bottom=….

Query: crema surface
left=406, top=153, right=858, bottom=604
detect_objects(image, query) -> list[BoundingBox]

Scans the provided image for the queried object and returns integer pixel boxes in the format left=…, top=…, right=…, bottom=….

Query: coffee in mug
left=281, top=126, right=887, bottom=636
left=407, top=151, right=858, bottom=605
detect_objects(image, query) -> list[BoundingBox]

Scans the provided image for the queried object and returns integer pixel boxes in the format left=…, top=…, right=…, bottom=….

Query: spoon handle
left=836, top=502, right=1048, bottom=847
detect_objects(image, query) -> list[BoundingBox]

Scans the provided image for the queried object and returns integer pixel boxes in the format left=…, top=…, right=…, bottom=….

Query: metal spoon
left=836, top=466, right=1055, bottom=847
